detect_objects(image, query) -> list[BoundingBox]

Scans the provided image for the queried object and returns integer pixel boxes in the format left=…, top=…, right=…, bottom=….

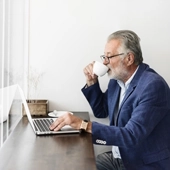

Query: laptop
left=18, top=86, right=80, bottom=135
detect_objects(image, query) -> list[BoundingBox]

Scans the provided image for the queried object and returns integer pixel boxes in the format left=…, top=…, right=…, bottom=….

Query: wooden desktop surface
left=0, top=112, right=96, bottom=170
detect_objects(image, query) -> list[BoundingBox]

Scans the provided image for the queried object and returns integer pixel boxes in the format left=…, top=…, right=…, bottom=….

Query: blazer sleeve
left=81, top=82, right=109, bottom=118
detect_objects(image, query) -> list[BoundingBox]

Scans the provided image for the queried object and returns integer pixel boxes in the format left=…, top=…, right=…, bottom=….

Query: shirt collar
left=117, top=66, right=139, bottom=90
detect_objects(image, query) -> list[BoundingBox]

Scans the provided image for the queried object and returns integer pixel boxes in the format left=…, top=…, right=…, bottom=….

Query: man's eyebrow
left=104, top=52, right=112, bottom=55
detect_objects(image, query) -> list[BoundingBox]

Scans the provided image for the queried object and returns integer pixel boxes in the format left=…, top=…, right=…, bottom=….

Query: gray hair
left=107, top=30, right=143, bottom=65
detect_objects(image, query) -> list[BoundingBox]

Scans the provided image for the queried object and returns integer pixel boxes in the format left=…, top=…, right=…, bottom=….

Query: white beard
left=107, top=61, right=129, bottom=81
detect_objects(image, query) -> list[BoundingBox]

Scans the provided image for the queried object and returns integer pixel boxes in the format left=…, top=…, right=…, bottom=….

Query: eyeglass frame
left=100, top=53, right=125, bottom=63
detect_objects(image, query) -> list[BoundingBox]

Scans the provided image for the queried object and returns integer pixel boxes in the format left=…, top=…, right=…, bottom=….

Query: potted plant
left=22, top=67, right=48, bottom=116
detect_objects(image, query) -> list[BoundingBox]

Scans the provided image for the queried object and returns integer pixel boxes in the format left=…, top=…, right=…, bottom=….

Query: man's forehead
left=104, top=39, right=121, bottom=54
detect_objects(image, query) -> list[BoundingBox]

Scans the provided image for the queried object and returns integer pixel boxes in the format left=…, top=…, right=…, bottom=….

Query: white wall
left=29, top=0, right=170, bottom=111
left=29, top=0, right=170, bottom=154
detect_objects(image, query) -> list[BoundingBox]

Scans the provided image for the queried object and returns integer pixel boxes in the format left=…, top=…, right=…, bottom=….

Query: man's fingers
left=53, top=121, right=66, bottom=131
left=50, top=118, right=64, bottom=131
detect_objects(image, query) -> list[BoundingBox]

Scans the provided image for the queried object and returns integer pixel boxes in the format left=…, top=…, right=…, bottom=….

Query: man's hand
left=49, top=112, right=82, bottom=131
left=83, top=62, right=98, bottom=87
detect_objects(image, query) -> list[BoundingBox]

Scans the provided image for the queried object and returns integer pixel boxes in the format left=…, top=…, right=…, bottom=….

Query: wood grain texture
left=0, top=112, right=96, bottom=170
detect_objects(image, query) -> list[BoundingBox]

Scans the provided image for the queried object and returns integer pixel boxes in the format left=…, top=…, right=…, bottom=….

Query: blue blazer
left=82, top=63, right=170, bottom=170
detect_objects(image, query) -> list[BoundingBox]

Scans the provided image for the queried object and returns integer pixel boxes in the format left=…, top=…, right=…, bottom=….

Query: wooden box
left=22, top=99, right=49, bottom=116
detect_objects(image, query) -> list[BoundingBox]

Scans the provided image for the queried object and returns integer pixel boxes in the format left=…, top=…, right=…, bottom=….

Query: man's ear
left=126, top=52, right=135, bottom=66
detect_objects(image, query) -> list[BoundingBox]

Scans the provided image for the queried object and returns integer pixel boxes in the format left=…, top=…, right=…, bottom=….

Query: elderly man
left=50, top=30, right=170, bottom=170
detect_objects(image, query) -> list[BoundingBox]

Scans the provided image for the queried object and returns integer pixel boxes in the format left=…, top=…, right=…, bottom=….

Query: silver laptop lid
left=17, top=85, right=36, bottom=132
left=18, top=85, right=80, bottom=135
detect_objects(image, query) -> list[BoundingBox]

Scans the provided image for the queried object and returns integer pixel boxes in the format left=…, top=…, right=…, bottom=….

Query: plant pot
left=22, top=99, right=49, bottom=116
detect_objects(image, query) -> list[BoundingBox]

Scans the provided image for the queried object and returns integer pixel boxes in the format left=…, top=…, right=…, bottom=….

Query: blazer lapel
left=116, top=63, right=149, bottom=124
left=120, top=85, right=136, bottom=109
left=109, top=63, right=149, bottom=125
left=109, top=85, right=121, bottom=125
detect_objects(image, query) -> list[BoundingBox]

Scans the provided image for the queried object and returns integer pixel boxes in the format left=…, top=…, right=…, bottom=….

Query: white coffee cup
left=93, top=61, right=109, bottom=76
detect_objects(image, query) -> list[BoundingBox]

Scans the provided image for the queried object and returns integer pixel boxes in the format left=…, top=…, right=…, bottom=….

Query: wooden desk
left=0, top=112, right=96, bottom=170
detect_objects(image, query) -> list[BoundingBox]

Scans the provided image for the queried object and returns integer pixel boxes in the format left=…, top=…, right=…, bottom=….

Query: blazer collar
left=119, top=63, right=149, bottom=109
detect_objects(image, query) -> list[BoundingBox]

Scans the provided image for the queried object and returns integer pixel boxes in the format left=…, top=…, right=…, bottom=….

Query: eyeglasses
left=100, top=53, right=124, bottom=63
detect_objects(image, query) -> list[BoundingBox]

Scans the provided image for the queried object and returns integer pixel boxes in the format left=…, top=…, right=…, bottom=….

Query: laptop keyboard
left=33, top=118, right=54, bottom=132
